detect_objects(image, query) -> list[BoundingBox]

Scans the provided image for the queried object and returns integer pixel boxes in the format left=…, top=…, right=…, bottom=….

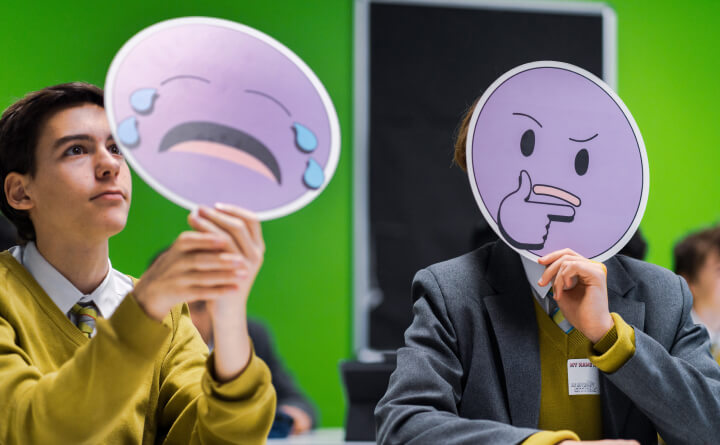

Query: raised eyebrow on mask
left=512, top=112, right=542, bottom=128
left=569, top=133, right=598, bottom=143
left=245, top=89, right=291, bottom=117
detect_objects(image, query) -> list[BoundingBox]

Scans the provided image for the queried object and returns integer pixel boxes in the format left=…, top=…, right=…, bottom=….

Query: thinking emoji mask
left=467, top=62, right=648, bottom=262
left=105, top=17, right=340, bottom=220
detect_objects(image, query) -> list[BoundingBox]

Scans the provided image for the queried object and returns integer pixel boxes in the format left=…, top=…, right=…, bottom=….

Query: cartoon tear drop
left=303, top=158, right=324, bottom=189
left=293, top=123, right=318, bottom=152
left=130, top=88, right=158, bottom=114
left=118, top=117, right=140, bottom=148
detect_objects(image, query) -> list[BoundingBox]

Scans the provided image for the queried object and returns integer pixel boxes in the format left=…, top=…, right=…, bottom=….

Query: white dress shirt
left=9, top=242, right=134, bottom=336
left=521, top=254, right=554, bottom=314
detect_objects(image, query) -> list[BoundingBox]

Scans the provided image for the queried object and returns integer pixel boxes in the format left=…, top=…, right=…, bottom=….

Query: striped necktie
left=71, top=302, right=99, bottom=338
left=547, top=290, right=574, bottom=334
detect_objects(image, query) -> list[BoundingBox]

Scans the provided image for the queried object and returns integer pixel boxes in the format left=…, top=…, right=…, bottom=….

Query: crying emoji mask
left=105, top=17, right=340, bottom=220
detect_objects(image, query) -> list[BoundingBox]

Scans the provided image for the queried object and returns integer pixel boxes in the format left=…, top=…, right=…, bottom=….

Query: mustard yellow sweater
left=0, top=251, right=276, bottom=444
left=524, top=299, right=636, bottom=445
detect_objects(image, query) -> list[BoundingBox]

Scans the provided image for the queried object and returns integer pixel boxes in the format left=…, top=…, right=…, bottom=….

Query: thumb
left=513, top=170, right=533, bottom=200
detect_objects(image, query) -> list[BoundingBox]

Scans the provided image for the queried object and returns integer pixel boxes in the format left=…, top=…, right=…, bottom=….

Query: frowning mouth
left=158, top=121, right=282, bottom=184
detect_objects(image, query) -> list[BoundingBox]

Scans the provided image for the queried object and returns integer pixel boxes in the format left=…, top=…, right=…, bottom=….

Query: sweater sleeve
left=157, top=302, right=276, bottom=444
left=589, top=312, right=636, bottom=373
left=522, top=430, right=580, bottom=445
left=0, top=293, right=171, bottom=444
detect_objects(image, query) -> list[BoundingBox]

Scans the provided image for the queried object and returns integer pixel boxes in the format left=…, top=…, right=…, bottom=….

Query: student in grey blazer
left=375, top=239, right=720, bottom=444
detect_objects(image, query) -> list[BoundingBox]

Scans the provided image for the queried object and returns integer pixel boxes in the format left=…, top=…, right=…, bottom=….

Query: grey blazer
left=375, top=241, right=720, bottom=445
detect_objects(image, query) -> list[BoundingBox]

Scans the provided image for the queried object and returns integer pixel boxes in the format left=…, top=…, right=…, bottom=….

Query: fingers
left=188, top=209, right=230, bottom=239
left=175, top=270, right=246, bottom=288
left=538, top=249, right=606, bottom=289
left=552, top=261, right=576, bottom=302
left=215, top=203, right=263, bottom=246
left=143, top=233, right=235, bottom=281
left=173, top=231, right=230, bottom=253
left=193, top=205, right=264, bottom=261
left=169, top=250, right=247, bottom=275
left=280, top=405, right=313, bottom=434
left=538, top=248, right=580, bottom=266
left=190, top=252, right=248, bottom=271
left=136, top=228, right=253, bottom=320
left=538, top=250, right=582, bottom=286
left=138, top=205, right=263, bottom=320
left=199, top=206, right=254, bottom=256
left=552, top=259, right=605, bottom=302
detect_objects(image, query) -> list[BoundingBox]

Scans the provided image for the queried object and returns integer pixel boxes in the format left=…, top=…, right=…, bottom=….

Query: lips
left=158, top=121, right=282, bottom=184
left=90, top=190, right=125, bottom=200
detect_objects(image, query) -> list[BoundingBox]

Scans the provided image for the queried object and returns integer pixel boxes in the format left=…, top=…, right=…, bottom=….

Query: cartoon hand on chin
left=498, top=170, right=577, bottom=250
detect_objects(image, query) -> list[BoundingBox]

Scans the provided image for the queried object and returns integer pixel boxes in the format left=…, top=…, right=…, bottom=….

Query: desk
left=267, top=428, right=375, bottom=445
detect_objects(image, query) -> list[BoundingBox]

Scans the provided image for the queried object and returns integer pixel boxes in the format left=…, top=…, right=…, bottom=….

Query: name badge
left=567, top=359, right=600, bottom=395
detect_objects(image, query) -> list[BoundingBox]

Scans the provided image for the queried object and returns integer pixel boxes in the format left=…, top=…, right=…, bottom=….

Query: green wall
left=566, top=0, right=720, bottom=267
left=1, top=0, right=718, bottom=428
left=0, top=0, right=353, bottom=427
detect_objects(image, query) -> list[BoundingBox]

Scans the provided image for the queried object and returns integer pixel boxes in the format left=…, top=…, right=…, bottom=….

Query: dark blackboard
left=356, top=0, right=612, bottom=351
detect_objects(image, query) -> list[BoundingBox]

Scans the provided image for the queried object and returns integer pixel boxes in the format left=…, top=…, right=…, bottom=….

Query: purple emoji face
left=467, top=62, right=648, bottom=262
left=105, top=17, right=340, bottom=220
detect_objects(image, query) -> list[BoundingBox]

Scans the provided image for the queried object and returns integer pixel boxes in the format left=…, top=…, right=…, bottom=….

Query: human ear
left=4, top=173, right=34, bottom=211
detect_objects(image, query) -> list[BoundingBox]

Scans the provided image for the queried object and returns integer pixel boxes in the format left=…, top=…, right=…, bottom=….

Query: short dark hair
left=0, top=82, right=104, bottom=241
left=453, top=97, right=480, bottom=171
left=674, top=225, right=720, bottom=282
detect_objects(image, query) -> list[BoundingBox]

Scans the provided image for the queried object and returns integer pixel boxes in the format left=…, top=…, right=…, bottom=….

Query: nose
left=95, top=148, right=121, bottom=179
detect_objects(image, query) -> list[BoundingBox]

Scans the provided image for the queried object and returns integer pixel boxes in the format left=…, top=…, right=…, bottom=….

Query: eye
left=65, top=145, right=85, bottom=156
left=575, top=148, right=589, bottom=176
left=520, top=129, right=534, bottom=157
left=108, top=144, right=123, bottom=156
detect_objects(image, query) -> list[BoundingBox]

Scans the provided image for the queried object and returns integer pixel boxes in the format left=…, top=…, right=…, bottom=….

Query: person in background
left=189, top=300, right=317, bottom=435
left=674, top=225, right=720, bottom=361
left=0, top=82, right=275, bottom=443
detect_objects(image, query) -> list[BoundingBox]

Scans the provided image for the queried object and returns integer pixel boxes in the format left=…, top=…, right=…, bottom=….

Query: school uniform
left=0, top=244, right=275, bottom=444
left=375, top=241, right=720, bottom=444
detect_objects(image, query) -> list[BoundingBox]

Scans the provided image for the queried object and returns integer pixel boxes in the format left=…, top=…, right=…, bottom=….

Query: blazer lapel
left=601, top=256, right=645, bottom=438
left=484, top=243, right=541, bottom=428
left=480, top=245, right=647, bottom=433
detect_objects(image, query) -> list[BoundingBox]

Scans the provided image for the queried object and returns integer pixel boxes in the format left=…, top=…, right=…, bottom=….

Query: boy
left=0, top=82, right=275, bottom=443
left=375, top=106, right=720, bottom=444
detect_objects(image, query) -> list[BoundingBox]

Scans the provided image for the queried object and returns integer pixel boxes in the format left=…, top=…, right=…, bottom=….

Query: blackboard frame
left=353, top=0, right=617, bottom=358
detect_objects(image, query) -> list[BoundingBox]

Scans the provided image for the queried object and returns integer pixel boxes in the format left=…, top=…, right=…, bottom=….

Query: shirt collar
left=520, top=254, right=553, bottom=314
left=12, top=242, right=117, bottom=317
left=520, top=254, right=552, bottom=297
